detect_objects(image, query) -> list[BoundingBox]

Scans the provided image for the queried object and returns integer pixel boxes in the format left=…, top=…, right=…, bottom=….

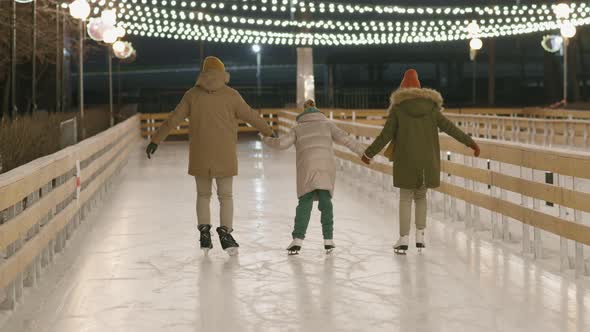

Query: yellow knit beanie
left=202, top=56, right=225, bottom=72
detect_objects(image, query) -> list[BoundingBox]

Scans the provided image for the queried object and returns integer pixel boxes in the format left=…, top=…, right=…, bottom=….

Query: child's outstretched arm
left=262, top=129, right=296, bottom=150
left=329, top=123, right=365, bottom=156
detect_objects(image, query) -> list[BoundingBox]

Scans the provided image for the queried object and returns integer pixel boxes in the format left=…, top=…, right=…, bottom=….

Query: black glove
left=146, top=142, right=158, bottom=159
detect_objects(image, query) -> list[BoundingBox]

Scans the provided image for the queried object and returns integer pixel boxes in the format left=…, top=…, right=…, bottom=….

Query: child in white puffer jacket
left=263, top=100, right=365, bottom=255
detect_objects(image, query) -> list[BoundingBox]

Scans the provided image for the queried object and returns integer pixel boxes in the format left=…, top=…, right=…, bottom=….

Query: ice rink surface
left=1, top=138, right=589, bottom=332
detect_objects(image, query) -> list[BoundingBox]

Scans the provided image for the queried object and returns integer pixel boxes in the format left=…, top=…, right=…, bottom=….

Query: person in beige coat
left=146, top=56, right=274, bottom=256
left=263, top=100, right=365, bottom=254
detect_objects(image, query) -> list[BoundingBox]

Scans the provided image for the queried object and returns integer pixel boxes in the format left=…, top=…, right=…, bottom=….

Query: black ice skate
left=287, top=238, right=303, bottom=255
left=393, top=236, right=409, bottom=255
left=198, top=224, right=213, bottom=254
left=324, top=239, right=335, bottom=254
left=216, top=226, right=239, bottom=256
left=416, top=229, right=426, bottom=253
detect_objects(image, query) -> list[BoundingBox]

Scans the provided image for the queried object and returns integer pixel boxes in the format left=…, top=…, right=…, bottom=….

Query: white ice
left=1, top=138, right=589, bottom=332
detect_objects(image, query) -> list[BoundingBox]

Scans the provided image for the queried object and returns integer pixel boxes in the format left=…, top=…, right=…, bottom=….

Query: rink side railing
left=279, top=110, right=590, bottom=277
left=319, top=108, right=590, bottom=149
left=139, top=107, right=590, bottom=147
left=0, top=115, right=140, bottom=309
left=140, top=109, right=281, bottom=139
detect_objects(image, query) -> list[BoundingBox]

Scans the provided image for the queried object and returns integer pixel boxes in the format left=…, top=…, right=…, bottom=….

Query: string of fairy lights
left=89, top=0, right=590, bottom=17
left=77, top=0, right=590, bottom=46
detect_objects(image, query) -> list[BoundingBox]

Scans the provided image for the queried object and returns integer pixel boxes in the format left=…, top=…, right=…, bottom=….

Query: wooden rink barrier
left=0, top=115, right=141, bottom=310
left=279, top=110, right=590, bottom=277
left=302, top=108, right=590, bottom=149
left=140, top=109, right=282, bottom=139
left=140, top=107, right=590, bottom=148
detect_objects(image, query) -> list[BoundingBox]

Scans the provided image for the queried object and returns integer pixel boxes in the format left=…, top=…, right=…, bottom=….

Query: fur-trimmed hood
left=196, top=70, right=230, bottom=92
left=390, top=88, right=443, bottom=107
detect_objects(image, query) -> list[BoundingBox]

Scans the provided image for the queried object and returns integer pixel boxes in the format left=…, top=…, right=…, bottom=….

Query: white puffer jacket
left=263, top=112, right=365, bottom=198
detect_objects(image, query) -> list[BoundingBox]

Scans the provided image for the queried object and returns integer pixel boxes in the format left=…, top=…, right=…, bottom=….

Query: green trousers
left=292, top=190, right=333, bottom=240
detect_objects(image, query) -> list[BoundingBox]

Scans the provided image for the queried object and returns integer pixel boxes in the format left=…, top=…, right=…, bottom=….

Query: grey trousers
left=195, top=176, right=234, bottom=230
left=399, top=185, right=428, bottom=237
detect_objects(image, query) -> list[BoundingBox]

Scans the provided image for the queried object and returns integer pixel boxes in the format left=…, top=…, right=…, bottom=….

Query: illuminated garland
left=79, top=0, right=590, bottom=46
left=93, top=0, right=589, bottom=18
left=120, top=17, right=590, bottom=46
left=91, top=0, right=590, bottom=35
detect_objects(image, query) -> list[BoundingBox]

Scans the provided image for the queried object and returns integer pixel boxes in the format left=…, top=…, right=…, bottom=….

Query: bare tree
left=0, top=0, right=89, bottom=116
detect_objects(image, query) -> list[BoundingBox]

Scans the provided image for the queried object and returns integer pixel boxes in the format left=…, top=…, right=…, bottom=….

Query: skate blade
left=201, top=248, right=211, bottom=255
left=394, top=245, right=408, bottom=255
left=325, top=246, right=335, bottom=255
left=225, top=247, right=239, bottom=256
left=416, top=243, right=425, bottom=254
left=287, top=248, right=300, bottom=255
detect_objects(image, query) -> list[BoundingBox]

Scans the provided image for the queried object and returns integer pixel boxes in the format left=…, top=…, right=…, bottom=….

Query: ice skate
left=324, top=239, right=335, bottom=254
left=216, top=226, right=239, bottom=256
left=393, top=235, right=409, bottom=255
left=416, top=229, right=426, bottom=253
left=287, top=238, right=303, bottom=255
left=197, top=224, right=213, bottom=254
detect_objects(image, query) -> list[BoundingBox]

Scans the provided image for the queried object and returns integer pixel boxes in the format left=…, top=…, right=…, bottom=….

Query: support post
left=79, top=21, right=85, bottom=138
left=31, top=0, right=37, bottom=114
left=108, top=47, right=114, bottom=126
left=11, top=0, right=17, bottom=117
left=563, top=38, right=569, bottom=105
left=472, top=58, right=477, bottom=105
left=56, top=3, right=61, bottom=112
left=296, top=48, right=315, bottom=108
left=256, top=52, right=261, bottom=96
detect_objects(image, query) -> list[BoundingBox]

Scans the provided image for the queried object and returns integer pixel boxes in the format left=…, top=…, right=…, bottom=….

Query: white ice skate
left=324, top=239, right=335, bottom=254
left=287, top=238, right=303, bottom=255
left=416, top=229, right=426, bottom=253
left=393, top=235, right=409, bottom=255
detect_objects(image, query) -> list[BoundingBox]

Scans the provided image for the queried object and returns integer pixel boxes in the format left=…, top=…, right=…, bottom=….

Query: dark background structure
left=1, top=0, right=589, bottom=118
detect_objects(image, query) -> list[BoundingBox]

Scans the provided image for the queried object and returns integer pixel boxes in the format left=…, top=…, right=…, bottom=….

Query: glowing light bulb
left=560, top=21, right=576, bottom=38
left=469, top=38, right=483, bottom=50
left=69, top=0, right=91, bottom=20
left=554, top=3, right=571, bottom=19
left=103, top=26, right=119, bottom=44
left=112, top=40, right=126, bottom=53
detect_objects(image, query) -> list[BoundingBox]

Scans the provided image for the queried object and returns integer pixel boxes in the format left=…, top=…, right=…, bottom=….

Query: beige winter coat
left=151, top=70, right=274, bottom=177
left=263, top=112, right=365, bottom=198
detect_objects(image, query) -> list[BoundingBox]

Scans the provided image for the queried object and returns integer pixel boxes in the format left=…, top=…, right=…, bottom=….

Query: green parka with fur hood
left=364, top=88, right=475, bottom=190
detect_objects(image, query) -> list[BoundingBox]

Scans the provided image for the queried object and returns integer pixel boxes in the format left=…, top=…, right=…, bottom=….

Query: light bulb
left=112, top=40, right=126, bottom=53
left=466, top=21, right=480, bottom=35
left=69, top=0, right=91, bottom=20
left=252, top=44, right=261, bottom=53
left=469, top=38, right=483, bottom=50
left=115, top=26, right=126, bottom=38
left=103, top=26, right=119, bottom=43
left=554, top=3, right=571, bottom=19
left=560, top=21, right=576, bottom=38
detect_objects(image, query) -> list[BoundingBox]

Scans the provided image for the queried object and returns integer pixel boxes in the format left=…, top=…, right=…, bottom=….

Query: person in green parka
left=361, top=69, right=481, bottom=254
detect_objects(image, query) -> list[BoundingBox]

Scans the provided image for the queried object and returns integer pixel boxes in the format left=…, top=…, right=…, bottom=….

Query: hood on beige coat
left=196, top=70, right=231, bottom=92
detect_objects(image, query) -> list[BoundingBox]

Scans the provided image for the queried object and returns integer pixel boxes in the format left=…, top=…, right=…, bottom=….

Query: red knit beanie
left=400, top=69, right=421, bottom=89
